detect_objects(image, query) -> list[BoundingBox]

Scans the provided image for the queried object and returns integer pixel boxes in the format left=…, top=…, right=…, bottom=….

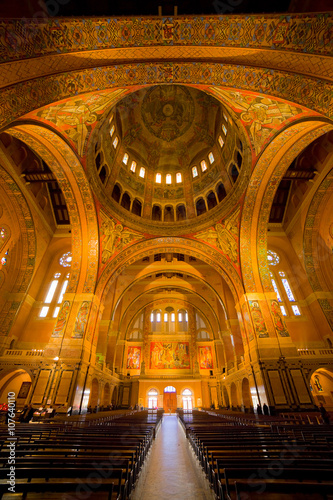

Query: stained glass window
left=112, top=136, right=118, bottom=149
left=156, top=173, right=161, bottom=183
left=110, top=125, right=115, bottom=137
left=267, top=250, right=280, bottom=266
left=271, top=277, right=282, bottom=302
left=223, top=113, right=228, bottom=122
left=218, top=135, right=224, bottom=148
left=292, top=305, right=301, bottom=316
left=222, top=124, right=227, bottom=135
left=59, top=252, right=72, bottom=267
left=176, top=173, right=182, bottom=183
left=166, top=174, right=172, bottom=184
left=280, top=305, right=287, bottom=316
left=201, top=160, right=207, bottom=172
left=139, top=167, right=145, bottom=178
left=192, top=166, right=198, bottom=178
left=208, top=152, right=215, bottom=164
left=130, top=161, right=136, bottom=173
left=281, top=278, right=295, bottom=302
left=122, top=153, right=129, bottom=165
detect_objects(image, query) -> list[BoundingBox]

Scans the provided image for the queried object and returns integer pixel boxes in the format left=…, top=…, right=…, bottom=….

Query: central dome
left=141, top=85, right=195, bottom=142
left=88, top=84, right=250, bottom=235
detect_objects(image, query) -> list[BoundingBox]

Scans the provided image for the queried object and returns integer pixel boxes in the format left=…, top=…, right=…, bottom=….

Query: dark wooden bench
left=234, top=479, right=333, bottom=500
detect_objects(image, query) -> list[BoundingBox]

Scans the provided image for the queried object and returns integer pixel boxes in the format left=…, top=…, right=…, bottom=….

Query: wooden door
left=163, top=391, right=177, bottom=412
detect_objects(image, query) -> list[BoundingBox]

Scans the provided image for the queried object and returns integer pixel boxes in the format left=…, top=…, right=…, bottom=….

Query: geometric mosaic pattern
left=1, top=63, right=331, bottom=131
left=1, top=13, right=332, bottom=64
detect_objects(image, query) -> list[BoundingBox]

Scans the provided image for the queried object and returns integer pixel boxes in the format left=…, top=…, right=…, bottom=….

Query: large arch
left=5, top=124, right=99, bottom=295
left=240, top=120, right=333, bottom=295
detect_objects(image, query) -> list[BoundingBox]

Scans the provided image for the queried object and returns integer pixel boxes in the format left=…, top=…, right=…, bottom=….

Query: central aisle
left=131, top=415, right=215, bottom=500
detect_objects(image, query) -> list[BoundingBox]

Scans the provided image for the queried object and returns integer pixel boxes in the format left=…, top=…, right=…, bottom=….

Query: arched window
left=207, top=191, right=217, bottom=210
left=152, top=205, right=162, bottom=221
left=132, top=199, right=142, bottom=216
left=130, top=161, right=136, bottom=173
left=196, top=198, right=206, bottom=216
left=122, top=153, right=129, bottom=165
left=218, top=135, right=224, bottom=148
left=176, top=204, right=186, bottom=221
left=112, top=184, right=121, bottom=203
left=182, top=389, right=192, bottom=410
left=121, top=193, right=131, bottom=211
left=223, top=113, right=228, bottom=122
left=268, top=250, right=301, bottom=316
left=201, top=160, right=207, bottom=172
left=110, top=125, right=115, bottom=137
left=222, top=124, right=227, bottom=135
left=156, top=173, right=161, bottom=183
left=39, top=252, right=71, bottom=318
left=164, top=206, right=174, bottom=222
left=192, top=166, right=198, bottom=178
left=148, top=389, right=158, bottom=409
left=178, top=309, right=188, bottom=332
left=99, top=165, right=107, bottom=184
left=166, top=174, right=172, bottom=185
left=139, top=167, right=145, bottom=178
left=216, top=182, right=226, bottom=202
left=164, top=386, right=176, bottom=393
left=112, top=136, right=118, bottom=149
left=208, top=152, right=215, bottom=164
left=176, top=173, right=182, bottom=183
left=230, top=164, right=239, bottom=183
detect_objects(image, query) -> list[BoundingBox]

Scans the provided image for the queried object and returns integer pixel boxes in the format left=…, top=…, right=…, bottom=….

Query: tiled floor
left=131, top=415, right=215, bottom=500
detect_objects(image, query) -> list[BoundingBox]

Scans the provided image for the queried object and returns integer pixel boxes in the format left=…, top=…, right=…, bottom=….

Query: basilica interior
left=0, top=5, right=333, bottom=417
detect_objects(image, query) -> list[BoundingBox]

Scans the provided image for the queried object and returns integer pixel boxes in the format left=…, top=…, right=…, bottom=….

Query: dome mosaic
left=87, top=84, right=250, bottom=235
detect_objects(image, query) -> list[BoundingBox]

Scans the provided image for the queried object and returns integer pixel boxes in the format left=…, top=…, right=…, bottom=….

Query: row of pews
left=178, top=409, right=333, bottom=500
left=0, top=409, right=163, bottom=499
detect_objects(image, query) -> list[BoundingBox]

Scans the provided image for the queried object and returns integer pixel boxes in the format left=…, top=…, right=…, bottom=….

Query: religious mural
left=198, top=346, right=213, bottom=369
left=34, top=89, right=126, bottom=156
left=141, top=85, right=195, bottom=142
left=127, top=346, right=141, bottom=370
left=72, top=301, right=90, bottom=339
left=150, top=342, right=190, bottom=369
left=270, top=299, right=289, bottom=337
left=51, top=300, right=70, bottom=338
left=100, top=214, right=143, bottom=264
left=195, top=208, right=240, bottom=264
left=248, top=300, right=269, bottom=338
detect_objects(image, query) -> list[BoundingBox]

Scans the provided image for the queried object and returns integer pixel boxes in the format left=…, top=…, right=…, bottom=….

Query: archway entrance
left=182, top=388, right=193, bottom=410
left=310, top=368, right=333, bottom=410
left=0, top=369, right=32, bottom=409
left=163, top=385, right=177, bottom=413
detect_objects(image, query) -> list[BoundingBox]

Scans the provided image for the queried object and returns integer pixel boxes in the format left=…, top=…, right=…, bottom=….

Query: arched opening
left=207, top=191, right=217, bottom=210
left=112, top=184, right=121, bottom=203
left=152, top=205, right=162, bottom=221
left=164, top=205, right=174, bottom=222
left=241, top=377, right=252, bottom=412
left=196, top=198, right=206, bottom=216
left=163, top=385, right=177, bottom=413
left=147, top=388, right=158, bottom=409
left=103, top=383, right=110, bottom=407
left=89, top=378, right=99, bottom=410
left=99, top=165, right=107, bottom=184
left=230, top=382, right=238, bottom=408
left=132, top=198, right=142, bottom=216
left=176, top=204, right=186, bottom=221
left=182, top=388, right=193, bottom=410
left=310, top=368, right=333, bottom=410
left=0, top=369, right=32, bottom=409
left=216, top=182, right=227, bottom=202
left=230, top=164, right=239, bottom=183
left=121, top=192, right=131, bottom=211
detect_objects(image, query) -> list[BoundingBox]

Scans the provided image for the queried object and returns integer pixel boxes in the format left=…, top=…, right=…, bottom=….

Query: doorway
left=163, top=385, right=177, bottom=412
left=182, top=388, right=193, bottom=410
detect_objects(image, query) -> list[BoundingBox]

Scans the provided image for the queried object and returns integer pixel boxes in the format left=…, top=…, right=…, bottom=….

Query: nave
left=1, top=408, right=333, bottom=500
